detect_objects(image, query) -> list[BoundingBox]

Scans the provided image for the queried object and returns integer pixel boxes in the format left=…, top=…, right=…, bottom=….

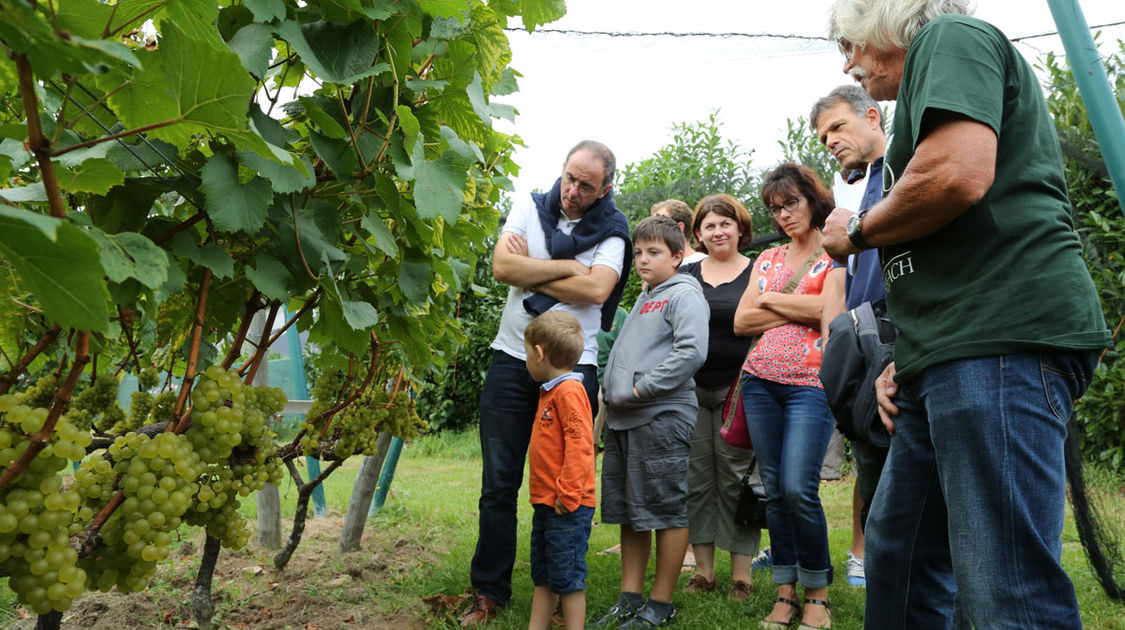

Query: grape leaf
left=200, top=153, right=274, bottom=233
left=246, top=254, right=292, bottom=301
left=275, top=19, right=388, bottom=85
left=397, top=259, right=432, bottom=304
left=228, top=23, right=275, bottom=78
left=360, top=212, right=399, bottom=258
left=56, top=158, right=125, bottom=195
left=243, top=0, right=286, bottom=23
left=520, top=0, right=566, bottom=31
left=411, top=143, right=467, bottom=223
left=89, top=229, right=169, bottom=289
left=0, top=210, right=110, bottom=333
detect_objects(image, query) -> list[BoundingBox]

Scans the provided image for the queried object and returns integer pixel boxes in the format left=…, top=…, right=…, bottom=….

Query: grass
left=365, top=429, right=1125, bottom=629
left=2, top=429, right=1122, bottom=628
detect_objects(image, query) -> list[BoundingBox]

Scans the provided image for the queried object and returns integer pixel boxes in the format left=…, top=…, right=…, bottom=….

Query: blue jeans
left=864, top=351, right=1097, bottom=630
left=741, top=374, right=834, bottom=588
left=530, top=504, right=595, bottom=595
left=470, top=350, right=598, bottom=606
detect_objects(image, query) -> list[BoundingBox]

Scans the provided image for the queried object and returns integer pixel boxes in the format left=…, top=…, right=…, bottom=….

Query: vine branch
left=170, top=269, right=213, bottom=433
left=238, top=301, right=281, bottom=383
left=0, top=326, right=60, bottom=395
left=16, top=54, right=66, bottom=218
left=50, top=119, right=181, bottom=158
left=0, top=332, right=90, bottom=495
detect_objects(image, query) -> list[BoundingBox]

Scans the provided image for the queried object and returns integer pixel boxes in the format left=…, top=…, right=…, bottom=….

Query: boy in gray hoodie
left=594, top=215, right=709, bottom=629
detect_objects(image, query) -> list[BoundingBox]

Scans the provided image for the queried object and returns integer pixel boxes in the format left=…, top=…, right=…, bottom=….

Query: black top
left=680, top=260, right=754, bottom=389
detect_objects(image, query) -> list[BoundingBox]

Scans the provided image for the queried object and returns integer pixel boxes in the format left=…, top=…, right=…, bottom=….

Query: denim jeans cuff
left=797, top=566, right=831, bottom=589
left=771, top=564, right=798, bottom=585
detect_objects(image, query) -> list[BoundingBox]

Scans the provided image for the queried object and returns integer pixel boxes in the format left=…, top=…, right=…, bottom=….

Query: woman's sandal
left=759, top=596, right=800, bottom=629
left=797, top=598, right=832, bottom=630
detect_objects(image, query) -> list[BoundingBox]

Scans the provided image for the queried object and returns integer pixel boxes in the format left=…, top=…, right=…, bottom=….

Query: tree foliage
left=0, top=0, right=563, bottom=622
left=1044, top=38, right=1125, bottom=474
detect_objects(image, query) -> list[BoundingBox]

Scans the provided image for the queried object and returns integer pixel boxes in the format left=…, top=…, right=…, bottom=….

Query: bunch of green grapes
left=0, top=395, right=91, bottom=614
left=65, top=374, right=124, bottom=433
left=181, top=367, right=285, bottom=547
left=328, top=388, right=389, bottom=458
left=297, top=370, right=344, bottom=453
left=100, top=391, right=156, bottom=434
left=381, top=392, right=428, bottom=441
left=74, top=431, right=204, bottom=593
left=15, top=375, right=56, bottom=409
left=137, top=367, right=161, bottom=391
left=150, top=390, right=177, bottom=426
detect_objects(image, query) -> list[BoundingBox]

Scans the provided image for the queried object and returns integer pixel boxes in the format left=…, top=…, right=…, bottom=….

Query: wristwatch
left=846, top=209, right=871, bottom=250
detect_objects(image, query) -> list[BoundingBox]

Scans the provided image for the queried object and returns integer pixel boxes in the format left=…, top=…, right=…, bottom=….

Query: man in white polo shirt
left=462, top=140, right=630, bottom=627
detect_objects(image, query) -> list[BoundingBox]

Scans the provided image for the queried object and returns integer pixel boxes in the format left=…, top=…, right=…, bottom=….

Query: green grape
left=0, top=402, right=91, bottom=613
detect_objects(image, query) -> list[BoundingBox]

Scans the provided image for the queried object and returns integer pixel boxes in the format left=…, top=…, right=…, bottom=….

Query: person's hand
left=555, top=498, right=570, bottom=515
left=567, top=260, right=592, bottom=276
left=875, top=362, right=900, bottom=434
left=506, top=233, right=528, bottom=256
left=632, top=386, right=640, bottom=399
left=822, top=207, right=860, bottom=264
left=753, top=292, right=774, bottom=310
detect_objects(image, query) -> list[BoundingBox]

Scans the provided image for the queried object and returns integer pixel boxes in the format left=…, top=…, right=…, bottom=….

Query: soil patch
left=6, top=513, right=429, bottom=630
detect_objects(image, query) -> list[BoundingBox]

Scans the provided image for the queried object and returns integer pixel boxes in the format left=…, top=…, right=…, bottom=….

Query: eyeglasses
left=767, top=196, right=804, bottom=217
left=838, top=38, right=855, bottom=62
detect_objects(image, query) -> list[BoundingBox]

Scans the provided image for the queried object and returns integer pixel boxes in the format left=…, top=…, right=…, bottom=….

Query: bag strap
left=742, top=455, right=758, bottom=480
left=780, top=245, right=824, bottom=295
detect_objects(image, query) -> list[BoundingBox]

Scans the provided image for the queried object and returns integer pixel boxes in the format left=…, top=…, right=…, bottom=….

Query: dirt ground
left=5, top=514, right=430, bottom=630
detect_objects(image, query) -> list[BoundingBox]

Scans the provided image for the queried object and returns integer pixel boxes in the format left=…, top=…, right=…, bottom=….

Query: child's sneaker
left=751, top=547, right=772, bottom=571
left=619, top=603, right=676, bottom=628
left=845, top=550, right=866, bottom=587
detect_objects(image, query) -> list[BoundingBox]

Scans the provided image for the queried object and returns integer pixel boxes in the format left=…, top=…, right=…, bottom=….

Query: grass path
left=367, top=430, right=1125, bottom=629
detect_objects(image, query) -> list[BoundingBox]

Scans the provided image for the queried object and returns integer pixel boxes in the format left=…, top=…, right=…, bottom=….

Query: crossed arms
left=492, top=232, right=620, bottom=305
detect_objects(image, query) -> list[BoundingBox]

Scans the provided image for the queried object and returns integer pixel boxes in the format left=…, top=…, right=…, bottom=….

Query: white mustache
left=849, top=66, right=867, bottom=80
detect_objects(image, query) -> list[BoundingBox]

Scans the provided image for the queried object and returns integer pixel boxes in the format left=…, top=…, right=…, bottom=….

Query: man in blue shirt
left=813, top=84, right=887, bottom=589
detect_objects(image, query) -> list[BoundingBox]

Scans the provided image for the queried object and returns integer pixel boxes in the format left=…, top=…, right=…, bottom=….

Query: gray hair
left=810, top=84, right=885, bottom=132
left=566, top=140, right=616, bottom=190
left=829, top=0, right=974, bottom=52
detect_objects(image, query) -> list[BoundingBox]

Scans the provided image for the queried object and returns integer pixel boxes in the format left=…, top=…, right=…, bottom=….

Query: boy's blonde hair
left=524, top=311, right=584, bottom=370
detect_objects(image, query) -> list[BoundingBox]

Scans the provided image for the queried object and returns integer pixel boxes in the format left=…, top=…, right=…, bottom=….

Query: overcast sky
left=494, top=0, right=1125, bottom=199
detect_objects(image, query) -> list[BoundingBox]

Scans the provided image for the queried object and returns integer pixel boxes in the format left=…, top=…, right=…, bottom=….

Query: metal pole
left=369, top=436, right=404, bottom=516
left=1047, top=0, right=1125, bottom=218
left=284, top=307, right=326, bottom=517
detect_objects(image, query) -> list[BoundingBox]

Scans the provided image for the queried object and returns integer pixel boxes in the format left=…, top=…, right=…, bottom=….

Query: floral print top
left=742, top=244, right=834, bottom=388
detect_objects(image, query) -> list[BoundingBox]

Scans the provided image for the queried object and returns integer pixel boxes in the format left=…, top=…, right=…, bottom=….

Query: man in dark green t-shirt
left=823, top=1, right=1110, bottom=629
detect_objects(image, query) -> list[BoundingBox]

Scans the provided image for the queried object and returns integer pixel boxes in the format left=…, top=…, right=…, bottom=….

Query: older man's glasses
left=767, top=196, right=804, bottom=217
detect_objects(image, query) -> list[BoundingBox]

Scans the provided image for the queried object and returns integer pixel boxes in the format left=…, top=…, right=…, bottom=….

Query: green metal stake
left=1047, top=0, right=1125, bottom=217
left=369, top=436, right=404, bottom=516
left=284, top=307, right=326, bottom=517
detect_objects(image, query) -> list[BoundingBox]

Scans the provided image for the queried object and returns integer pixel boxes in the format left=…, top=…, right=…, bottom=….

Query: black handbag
left=735, top=456, right=768, bottom=529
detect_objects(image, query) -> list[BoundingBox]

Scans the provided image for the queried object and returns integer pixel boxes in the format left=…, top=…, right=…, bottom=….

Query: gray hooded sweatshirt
left=604, top=272, right=709, bottom=430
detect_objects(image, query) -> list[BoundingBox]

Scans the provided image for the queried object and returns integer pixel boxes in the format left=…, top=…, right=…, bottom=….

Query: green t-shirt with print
left=881, top=14, right=1109, bottom=383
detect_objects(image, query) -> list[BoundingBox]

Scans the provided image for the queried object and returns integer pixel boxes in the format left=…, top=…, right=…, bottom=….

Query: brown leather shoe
left=729, top=579, right=754, bottom=602
left=685, top=573, right=717, bottom=593
left=460, top=594, right=499, bottom=627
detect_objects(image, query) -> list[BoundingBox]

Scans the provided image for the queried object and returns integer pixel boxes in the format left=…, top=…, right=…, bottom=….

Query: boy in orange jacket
left=523, top=311, right=597, bottom=630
